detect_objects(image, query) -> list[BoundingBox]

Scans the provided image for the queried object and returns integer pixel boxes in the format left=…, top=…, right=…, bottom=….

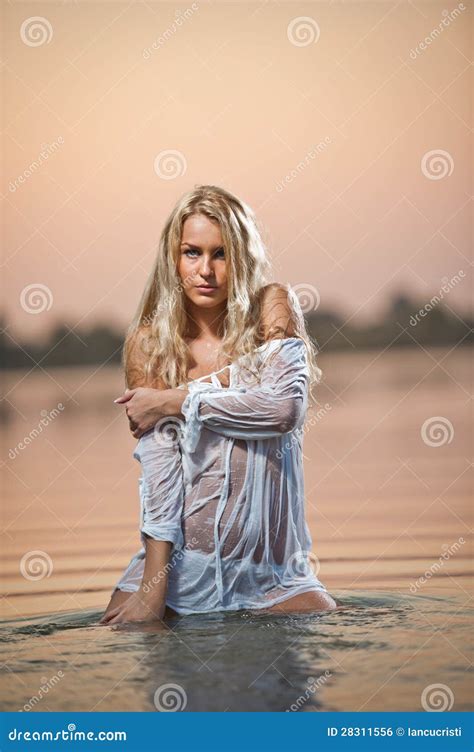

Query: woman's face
left=178, top=214, right=228, bottom=310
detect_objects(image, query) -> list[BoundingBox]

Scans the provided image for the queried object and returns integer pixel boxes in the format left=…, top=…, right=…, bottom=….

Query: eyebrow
left=180, top=243, right=224, bottom=250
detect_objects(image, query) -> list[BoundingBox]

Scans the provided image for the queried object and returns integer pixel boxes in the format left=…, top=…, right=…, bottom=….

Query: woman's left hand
left=99, top=588, right=165, bottom=625
left=114, top=387, right=187, bottom=438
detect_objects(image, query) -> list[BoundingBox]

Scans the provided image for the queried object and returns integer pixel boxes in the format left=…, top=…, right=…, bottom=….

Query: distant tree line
left=1, top=294, right=472, bottom=370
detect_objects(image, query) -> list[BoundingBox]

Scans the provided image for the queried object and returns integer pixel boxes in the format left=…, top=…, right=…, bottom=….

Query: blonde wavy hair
left=123, top=184, right=322, bottom=398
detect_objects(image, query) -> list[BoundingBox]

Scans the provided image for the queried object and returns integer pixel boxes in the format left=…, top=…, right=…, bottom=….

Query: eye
left=183, top=248, right=200, bottom=257
left=214, top=248, right=225, bottom=259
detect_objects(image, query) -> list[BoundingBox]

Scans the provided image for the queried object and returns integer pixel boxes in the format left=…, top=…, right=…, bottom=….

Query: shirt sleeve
left=133, top=426, right=185, bottom=548
left=180, top=337, right=310, bottom=453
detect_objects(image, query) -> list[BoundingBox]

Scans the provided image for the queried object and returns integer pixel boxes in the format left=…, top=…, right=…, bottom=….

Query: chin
left=194, top=297, right=226, bottom=308
left=186, top=292, right=227, bottom=308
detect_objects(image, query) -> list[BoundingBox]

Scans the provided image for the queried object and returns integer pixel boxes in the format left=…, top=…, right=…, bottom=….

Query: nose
left=198, top=254, right=214, bottom=279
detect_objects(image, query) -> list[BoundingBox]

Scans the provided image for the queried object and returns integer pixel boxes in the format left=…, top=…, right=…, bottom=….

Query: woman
left=99, top=185, right=337, bottom=625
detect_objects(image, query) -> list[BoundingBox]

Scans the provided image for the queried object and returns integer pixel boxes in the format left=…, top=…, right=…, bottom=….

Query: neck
left=184, top=299, right=227, bottom=340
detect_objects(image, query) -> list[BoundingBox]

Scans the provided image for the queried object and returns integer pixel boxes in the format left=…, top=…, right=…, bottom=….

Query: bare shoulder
left=125, top=325, right=165, bottom=389
left=258, top=282, right=303, bottom=340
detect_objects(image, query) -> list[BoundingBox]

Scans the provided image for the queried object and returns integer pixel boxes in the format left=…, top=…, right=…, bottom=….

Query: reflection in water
left=0, top=590, right=472, bottom=712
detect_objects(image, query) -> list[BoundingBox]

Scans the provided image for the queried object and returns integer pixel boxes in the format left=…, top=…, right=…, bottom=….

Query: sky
left=2, top=0, right=472, bottom=343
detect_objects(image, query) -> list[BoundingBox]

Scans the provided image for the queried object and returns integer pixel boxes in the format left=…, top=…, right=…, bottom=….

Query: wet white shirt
left=114, top=337, right=329, bottom=614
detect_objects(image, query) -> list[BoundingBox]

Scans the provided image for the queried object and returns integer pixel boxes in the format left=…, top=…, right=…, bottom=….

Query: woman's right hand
left=114, top=387, right=188, bottom=438
left=99, top=589, right=165, bottom=625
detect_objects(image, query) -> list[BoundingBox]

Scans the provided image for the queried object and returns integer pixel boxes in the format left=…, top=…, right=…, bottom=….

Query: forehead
left=181, top=214, right=223, bottom=246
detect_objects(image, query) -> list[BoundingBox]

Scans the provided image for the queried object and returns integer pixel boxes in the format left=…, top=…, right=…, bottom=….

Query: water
left=2, top=348, right=472, bottom=711
left=1, top=590, right=472, bottom=712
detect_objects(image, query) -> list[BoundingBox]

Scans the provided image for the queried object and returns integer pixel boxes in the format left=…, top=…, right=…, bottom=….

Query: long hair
left=123, top=184, right=322, bottom=398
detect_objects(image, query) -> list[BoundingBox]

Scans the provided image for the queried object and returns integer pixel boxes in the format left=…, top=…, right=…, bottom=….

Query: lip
left=195, top=285, right=218, bottom=293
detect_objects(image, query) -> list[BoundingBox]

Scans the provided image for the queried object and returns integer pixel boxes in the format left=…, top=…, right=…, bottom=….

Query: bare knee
left=264, top=590, right=338, bottom=614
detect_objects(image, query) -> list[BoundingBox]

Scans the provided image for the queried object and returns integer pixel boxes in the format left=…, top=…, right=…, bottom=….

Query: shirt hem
left=164, top=583, right=328, bottom=616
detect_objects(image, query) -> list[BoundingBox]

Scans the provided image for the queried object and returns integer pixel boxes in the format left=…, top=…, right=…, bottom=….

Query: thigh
left=101, top=589, right=179, bottom=620
left=261, top=590, right=338, bottom=614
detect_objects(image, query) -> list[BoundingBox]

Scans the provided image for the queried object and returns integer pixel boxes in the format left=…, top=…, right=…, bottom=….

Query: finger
left=114, top=389, right=135, bottom=404
left=100, top=607, right=121, bottom=623
left=99, top=612, right=117, bottom=624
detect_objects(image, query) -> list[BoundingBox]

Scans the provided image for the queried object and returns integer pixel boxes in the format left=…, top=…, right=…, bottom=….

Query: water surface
left=2, top=348, right=472, bottom=711
left=1, top=590, right=472, bottom=712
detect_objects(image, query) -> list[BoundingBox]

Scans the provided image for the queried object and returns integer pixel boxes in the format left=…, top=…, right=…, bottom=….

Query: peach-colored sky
left=2, top=0, right=472, bottom=342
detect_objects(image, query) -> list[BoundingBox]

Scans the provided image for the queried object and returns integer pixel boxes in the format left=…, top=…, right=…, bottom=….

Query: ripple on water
left=0, top=590, right=472, bottom=712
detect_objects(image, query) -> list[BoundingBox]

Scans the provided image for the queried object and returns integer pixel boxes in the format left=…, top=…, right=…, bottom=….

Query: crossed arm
left=118, top=283, right=304, bottom=439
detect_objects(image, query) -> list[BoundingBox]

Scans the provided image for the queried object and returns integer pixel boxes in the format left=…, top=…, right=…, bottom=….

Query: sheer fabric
left=113, top=337, right=328, bottom=614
